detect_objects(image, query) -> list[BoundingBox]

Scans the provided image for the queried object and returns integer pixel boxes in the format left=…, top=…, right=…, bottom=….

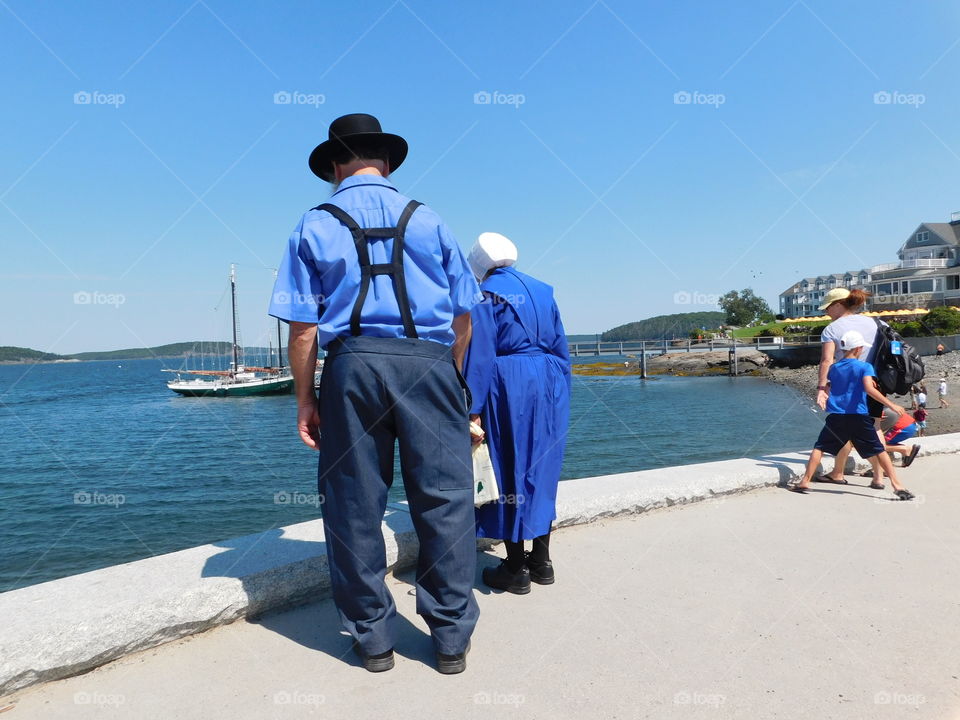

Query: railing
left=870, top=259, right=951, bottom=273
left=568, top=336, right=822, bottom=357
left=903, top=258, right=950, bottom=269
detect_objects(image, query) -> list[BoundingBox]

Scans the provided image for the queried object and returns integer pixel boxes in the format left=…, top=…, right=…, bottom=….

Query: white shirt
left=821, top=314, right=883, bottom=364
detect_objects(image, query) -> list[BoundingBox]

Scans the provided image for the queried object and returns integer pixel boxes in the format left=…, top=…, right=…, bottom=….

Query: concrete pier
left=2, top=438, right=959, bottom=718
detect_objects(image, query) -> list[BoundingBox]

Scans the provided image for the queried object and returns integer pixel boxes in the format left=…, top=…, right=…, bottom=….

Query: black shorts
left=867, top=395, right=883, bottom=419
left=814, top=414, right=883, bottom=458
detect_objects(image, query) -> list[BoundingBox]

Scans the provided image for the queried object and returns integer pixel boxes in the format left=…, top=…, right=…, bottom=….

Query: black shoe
left=436, top=640, right=470, bottom=675
left=525, top=553, right=555, bottom=585
left=352, top=642, right=394, bottom=672
left=482, top=560, right=531, bottom=594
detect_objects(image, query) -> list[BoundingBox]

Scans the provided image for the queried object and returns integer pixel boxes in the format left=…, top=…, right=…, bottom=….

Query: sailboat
left=164, top=265, right=295, bottom=397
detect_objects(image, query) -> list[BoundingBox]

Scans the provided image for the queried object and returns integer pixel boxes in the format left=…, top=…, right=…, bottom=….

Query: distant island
left=4, top=319, right=726, bottom=362
left=0, top=342, right=238, bottom=364
left=601, top=312, right=726, bottom=341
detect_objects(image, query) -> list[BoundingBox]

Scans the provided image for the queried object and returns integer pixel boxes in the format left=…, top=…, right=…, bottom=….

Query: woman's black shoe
left=482, top=560, right=531, bottom=594
left=525, top=554, right=555, bottom=585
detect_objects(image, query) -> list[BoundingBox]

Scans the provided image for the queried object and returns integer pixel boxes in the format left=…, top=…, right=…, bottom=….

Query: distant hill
left=0, top=346, right=65, bottom=362
left=69, top=342, right=235, bottom=361
left=1, top=342, right=241, bottom=363
left=601, top=312, right=726, bottom=341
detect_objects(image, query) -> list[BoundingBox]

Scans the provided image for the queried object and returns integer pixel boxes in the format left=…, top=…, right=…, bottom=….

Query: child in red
left=913, top=406, right=927, bottom=437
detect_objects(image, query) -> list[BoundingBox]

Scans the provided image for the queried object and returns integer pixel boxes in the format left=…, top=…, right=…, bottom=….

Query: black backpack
left=872, top=318, right=925, bottom=396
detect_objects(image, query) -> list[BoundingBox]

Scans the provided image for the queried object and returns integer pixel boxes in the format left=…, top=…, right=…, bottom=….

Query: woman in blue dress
left=464, top=233, right=571, bottom=594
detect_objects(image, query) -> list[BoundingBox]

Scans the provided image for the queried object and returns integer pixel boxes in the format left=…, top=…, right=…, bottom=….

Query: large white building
left=779, top=212, right=960, bottom=318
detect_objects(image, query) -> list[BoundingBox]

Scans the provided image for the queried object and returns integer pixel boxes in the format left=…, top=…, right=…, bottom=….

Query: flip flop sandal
left=811, top=475, right=848, bottom=485
left=895, top=489, right=915, bottom=501
left=869, top=482, right=885, bottom=490
left=903, top=445, right=921, bottom=468
left=789, top=485, right=809, bottom=494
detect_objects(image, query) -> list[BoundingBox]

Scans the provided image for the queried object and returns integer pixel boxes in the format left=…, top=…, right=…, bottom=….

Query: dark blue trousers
left=317, top=336, right=479, bottom=656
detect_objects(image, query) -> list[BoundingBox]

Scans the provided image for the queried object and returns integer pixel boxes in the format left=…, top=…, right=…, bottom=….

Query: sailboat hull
left=168, top=376, right=294, bottom=397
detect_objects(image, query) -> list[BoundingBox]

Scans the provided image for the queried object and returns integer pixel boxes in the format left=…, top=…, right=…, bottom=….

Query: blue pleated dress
left=464, top=267, right=571, bottom=541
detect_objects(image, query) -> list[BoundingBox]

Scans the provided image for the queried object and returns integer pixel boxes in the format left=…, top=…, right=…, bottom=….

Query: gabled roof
left=925, top=223, right=960, bottom=244
left=901, top=222, right=960, bottom=252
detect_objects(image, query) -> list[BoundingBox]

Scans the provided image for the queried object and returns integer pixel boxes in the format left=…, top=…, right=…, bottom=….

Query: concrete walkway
left=3, top=455, right=959, bottom=720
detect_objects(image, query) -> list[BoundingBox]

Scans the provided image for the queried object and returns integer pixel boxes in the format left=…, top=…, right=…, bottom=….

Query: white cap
left=840, top=330, right=867, bottom=350
left=468, top=232, right=518, bottom=281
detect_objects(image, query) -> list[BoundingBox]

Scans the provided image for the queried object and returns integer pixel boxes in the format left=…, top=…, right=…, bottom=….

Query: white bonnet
left=468, top=232, right=518, bottom=280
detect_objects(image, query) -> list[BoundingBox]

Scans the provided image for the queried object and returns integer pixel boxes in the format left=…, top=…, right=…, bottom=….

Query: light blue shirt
left=269, top=175, right=482, bottom=349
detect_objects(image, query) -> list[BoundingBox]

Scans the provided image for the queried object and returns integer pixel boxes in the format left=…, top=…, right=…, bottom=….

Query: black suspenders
left=314, top=200, right=423, bottom=339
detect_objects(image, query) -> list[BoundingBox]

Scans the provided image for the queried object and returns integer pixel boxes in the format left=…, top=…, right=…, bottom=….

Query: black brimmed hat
left=308, top=113, right=408, bottom=182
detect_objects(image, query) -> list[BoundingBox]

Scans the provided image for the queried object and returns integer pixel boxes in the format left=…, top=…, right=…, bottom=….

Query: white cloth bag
left=472, top=441, right=500, bottom=507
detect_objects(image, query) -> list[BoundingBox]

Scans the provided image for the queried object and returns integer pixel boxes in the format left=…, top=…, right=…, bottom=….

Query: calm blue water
left=0, top=358, right=822, bottom=591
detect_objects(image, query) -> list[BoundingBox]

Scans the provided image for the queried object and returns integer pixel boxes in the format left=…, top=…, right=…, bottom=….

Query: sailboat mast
left=272, top=269, right=284, bottom=369
left=230, top=264, right=239, bottom=373
left=277, top=318, right=284, bottom=369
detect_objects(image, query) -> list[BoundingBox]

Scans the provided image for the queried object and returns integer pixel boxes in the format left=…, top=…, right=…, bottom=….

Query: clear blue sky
left=2, top=1, right=959, bottom=352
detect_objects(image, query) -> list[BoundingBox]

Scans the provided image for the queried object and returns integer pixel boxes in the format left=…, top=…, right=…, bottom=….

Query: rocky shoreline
left=573, top=351, right=960, bottom=435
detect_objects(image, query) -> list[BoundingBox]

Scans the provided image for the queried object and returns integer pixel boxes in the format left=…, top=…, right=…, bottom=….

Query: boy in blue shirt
left=792, top=330, right=915, bottom=500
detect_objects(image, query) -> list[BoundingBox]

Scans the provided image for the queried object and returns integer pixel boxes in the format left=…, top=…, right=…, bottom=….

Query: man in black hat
left=269, top=113, right=481, bottom=674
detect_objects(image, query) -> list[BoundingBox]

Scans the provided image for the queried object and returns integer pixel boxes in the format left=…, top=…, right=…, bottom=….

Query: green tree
left=923, top=306, right=960, bottom=336
left=718, top=289, right=773, bottom=326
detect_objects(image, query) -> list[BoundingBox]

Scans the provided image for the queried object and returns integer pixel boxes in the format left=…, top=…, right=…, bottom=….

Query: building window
left=947, top=275, right=960, bottom=290
left=910, top=279, right=933, bottom=293
left=876, top=283, right=892, bottom=295
left=916, top=231, right=929, bottom=243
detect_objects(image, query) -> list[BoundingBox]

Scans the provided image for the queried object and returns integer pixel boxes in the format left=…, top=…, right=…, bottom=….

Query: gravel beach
left=573, top=350, right=960, bottom=436
left=766, top=352, right=960, bottom=436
